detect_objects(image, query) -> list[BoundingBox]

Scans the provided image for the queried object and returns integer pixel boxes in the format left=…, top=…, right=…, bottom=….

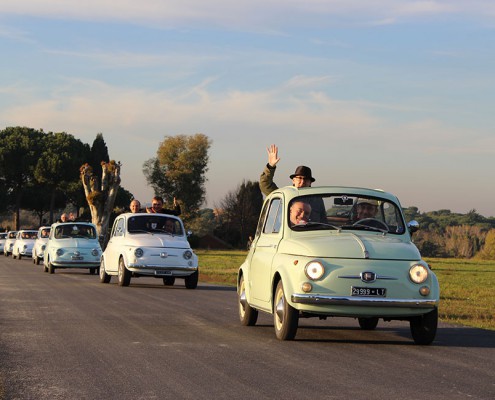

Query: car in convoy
left=43, top=222, right=101, bottom=274
left=100, top=213, right=198, bottom=288
left=12, top=230, right=38, bottom=259
left=4, top=231, right=18, bottom=257
left=0, top=232, right=7, bottom=254
left=32, top=226, right=51, bottom=265
left=237, top=186, right=440, bottom=345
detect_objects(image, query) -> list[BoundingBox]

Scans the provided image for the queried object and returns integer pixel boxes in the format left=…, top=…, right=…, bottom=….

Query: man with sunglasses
left=146, top=196, right=181, bottom=216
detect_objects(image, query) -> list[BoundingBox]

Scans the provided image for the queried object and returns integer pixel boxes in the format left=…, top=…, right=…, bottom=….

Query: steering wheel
left=353, top=218, right=388, bottom=230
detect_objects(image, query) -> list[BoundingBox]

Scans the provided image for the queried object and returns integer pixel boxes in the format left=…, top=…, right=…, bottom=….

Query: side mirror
left=407, top=220, right=419, bottom=234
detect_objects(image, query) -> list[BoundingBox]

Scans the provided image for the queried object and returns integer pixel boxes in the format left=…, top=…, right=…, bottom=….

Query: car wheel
left=358, top=317, right=379, bottom=330
left=89, top=268, right=96, bottom=275
left=18, top=253, right=22, bottom=260
left=12, top=252, right=16, bottom=259
left=163, top=277, right=175, bottom=286
left=273, top=280, right=299, bottom=340
left=238, top=275, right=258, bottom=326
left=99, top=259, right=111, bottom=284
left=48, top=260, right=55, bottom=274
left=184, top=271, right=198, bottom=289
left=35, top=256, right=40, bottom=265
left=118, top=257, right=131, bottom=287
left=43, top=263, right=48, bottom=273
left=410, top=308, right=438, bottom=345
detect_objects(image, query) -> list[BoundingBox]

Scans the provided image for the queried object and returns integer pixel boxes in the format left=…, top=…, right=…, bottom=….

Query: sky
left=1, top=0, right=494, bottom=216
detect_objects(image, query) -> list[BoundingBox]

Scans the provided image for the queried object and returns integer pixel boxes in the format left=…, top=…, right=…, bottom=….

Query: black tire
left=358, top=317, right=379, bottom=330
left=238, top=275, right=258, bottom=326
left=99, top=259, right=111, bottom=283
left=35, top=257, right=40, bottom=265
left=48, top=261, right=55, bottom=274
left=410, top=308, right=438, bottom=345
left=117, top=257, right=131, bottom=287
left=12, top=252, right=16, bottom=259
left=273, top=280, right=299, bottom=340
left=163, top=277, right=175, bottom=286
left=89, top=268, right=96, bottom=275
left=18, top=254, right=22, bottom=260
left=184, top=271, right=198, bottom=289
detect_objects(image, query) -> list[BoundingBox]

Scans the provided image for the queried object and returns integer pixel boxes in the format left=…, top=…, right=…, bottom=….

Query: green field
left=196, top=250, right=495, bottom=331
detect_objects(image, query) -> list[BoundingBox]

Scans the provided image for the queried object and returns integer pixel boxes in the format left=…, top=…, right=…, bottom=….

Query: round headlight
left=91, top=249, right=99, bottom=257
left=56, top=249, right=64, bottom=256
left=409, top=264, right=429, bottom=284
left=305, top=261, right=325, bottom=280
left=183, top=250, right=193, bottom=260
left=41, top=245, right=46, bottom=251
left=134, top=248, right=144, bottom=258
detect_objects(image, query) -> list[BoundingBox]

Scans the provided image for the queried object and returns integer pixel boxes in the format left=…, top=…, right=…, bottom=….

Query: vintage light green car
left=237, top=186, right=440, bottom=345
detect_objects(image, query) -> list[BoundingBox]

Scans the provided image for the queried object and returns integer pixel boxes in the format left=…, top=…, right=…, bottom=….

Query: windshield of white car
left=288, top=194, right=406, bottom=234
left=127, top=216, right=183, bottom=236
left=54, top=224, right=97, bottom=239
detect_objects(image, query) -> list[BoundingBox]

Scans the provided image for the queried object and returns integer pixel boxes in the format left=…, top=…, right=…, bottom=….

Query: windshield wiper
left=341, top=224, right=388, bottom=233
left=292, top=222, right=341, bottom=231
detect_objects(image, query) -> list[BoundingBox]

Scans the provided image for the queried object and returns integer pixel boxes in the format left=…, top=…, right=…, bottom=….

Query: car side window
left=112, top=218, right=125, bottom=237
left=263, top=198, right=282, bottom=234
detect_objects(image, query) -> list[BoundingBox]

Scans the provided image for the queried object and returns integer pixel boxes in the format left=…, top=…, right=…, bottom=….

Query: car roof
left=267, top=185, right=400, bottom=204
left=51, top=222, right=96, bottom=228
left=119, top=212, right=181, bottom=220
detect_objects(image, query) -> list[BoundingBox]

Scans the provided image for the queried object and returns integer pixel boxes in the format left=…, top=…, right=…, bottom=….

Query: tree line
left=0, top=127, right=132, bottom=229
left=2, top=126, right=494, bottom=258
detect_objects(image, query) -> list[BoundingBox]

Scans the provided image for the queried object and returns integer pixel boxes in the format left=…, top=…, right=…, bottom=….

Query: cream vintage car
left=100, top=213, right=198, bottom=288
left=43, top=222, right=101, bottom=274
left=238, top=186, right=440, bottom=345
left=12, top=230, right=38, bottom=259
left=32, top=226, right=51, bottom=265
left=4, top=231, right=17, bottom=256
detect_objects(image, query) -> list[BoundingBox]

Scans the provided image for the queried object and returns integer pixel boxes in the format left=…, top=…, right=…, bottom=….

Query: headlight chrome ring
left=409, top=264, right=429, bottom=284
left=305, top=261, right=325, bottom=280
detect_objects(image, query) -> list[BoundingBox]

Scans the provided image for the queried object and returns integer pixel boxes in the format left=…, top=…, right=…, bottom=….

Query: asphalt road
left=0, top=255, right=494, bottom=400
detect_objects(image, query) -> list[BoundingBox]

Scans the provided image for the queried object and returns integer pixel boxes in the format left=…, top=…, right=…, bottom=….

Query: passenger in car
left=130, top=199, right=141, bottom=213
left=259, top=144, right=326, bottom=223
left=289, top=201, right=312, bottom=226
left=146, top=196, right=181, bottom=216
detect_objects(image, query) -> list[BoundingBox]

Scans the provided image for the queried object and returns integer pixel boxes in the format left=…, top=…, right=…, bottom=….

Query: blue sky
left=1, top=1, right=494, bottom=216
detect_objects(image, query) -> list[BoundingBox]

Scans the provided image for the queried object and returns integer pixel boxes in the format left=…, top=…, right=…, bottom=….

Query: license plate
left=71, top=256, right=83, bottom=260
left=154, top=270, right=172, bottom=276
left=351, top=287, right=386, bottom=297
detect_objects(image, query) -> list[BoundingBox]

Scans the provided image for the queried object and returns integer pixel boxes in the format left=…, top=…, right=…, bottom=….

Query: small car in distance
left=0, top=232, right=7, bottom=254
left=4, top=231, right=18, bottom=257
left=43, top=222, right=101, bottom=274
left=100, top=213, right=198, bottom=288
left=237, top=186, right=440, bottom=345
left=12, top=230, right=38, bottom=259
left=32, top=226, right=51, bottom=265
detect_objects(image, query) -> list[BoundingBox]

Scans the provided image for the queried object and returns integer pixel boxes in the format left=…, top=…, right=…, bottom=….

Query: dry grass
left=196, top=250, right=495, bottom=331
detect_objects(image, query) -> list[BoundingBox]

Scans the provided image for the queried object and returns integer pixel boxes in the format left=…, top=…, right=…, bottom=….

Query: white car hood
left=54, top=238, right=100, bottom=249
left=123, top=233, right=190, bottom=249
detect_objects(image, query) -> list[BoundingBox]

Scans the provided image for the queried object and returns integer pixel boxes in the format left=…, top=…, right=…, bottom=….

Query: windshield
left=288, top=194, right=405, bottom=234
left=54, top=224, right=97, bottom=239
left=127, top=215, right=183, bottom=235
left=21, top=231, right=38, bottom=239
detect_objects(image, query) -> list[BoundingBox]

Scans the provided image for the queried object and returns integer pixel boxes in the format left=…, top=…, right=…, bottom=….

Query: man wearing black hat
left=260, top=144, right=326, bottom=222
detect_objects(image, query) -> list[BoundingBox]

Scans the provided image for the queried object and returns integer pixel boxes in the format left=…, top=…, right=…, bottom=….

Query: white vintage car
left=100, top=213, right=199, bottom=288
left=32, top=226, right=51, bottom=265
left=0, top=232, right=7, bottom=253
left=12, top=230, right=38, bottom=259
left=4, top=231, right=18, bottom=257
left=43, top=222, right=102, bottom=274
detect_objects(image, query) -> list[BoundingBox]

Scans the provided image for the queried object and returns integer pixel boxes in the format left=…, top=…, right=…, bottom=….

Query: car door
left=105, top=217, right=125, bottom=273
left=249, top=196, right=284, bottom=304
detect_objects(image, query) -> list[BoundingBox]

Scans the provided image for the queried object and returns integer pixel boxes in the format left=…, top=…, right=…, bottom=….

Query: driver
left=355, top=198, right=379, bottom=220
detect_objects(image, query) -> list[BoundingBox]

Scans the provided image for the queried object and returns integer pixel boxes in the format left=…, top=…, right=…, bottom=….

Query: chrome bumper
left=291, top=294, right=437, bottom=309
left=128, top=264, right=197, bottom=272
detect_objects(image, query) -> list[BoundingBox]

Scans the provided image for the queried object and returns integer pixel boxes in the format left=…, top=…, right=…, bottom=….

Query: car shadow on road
left=251, top=324, right=495, bottom=348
